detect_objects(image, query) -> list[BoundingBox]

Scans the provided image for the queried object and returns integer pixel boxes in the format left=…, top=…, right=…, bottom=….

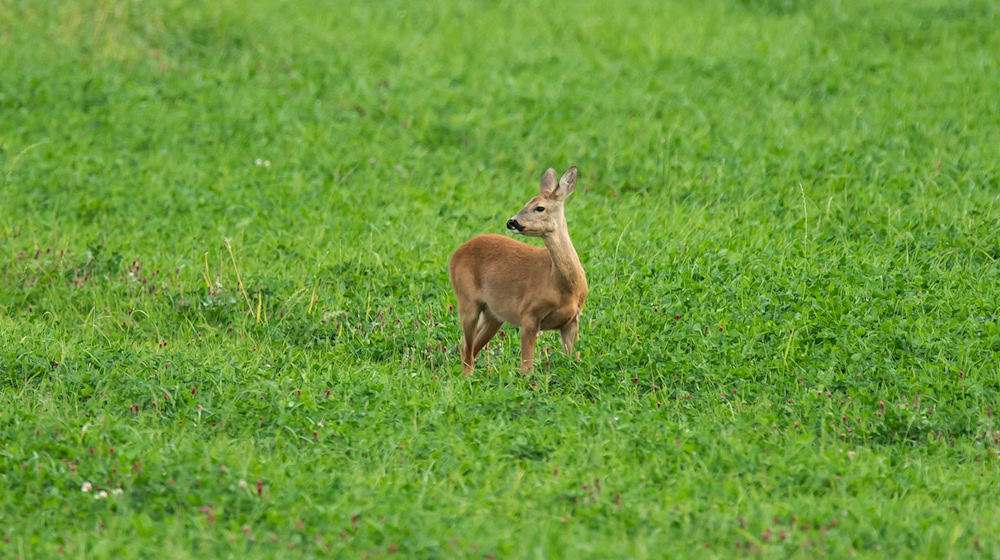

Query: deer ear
left=540, top=168, right=558, bottom=195
left=556, top=166, right=578, bottom=198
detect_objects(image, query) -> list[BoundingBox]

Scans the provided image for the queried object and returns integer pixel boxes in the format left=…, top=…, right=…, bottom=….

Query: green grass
left=2, top=0, right=1000, bottom=557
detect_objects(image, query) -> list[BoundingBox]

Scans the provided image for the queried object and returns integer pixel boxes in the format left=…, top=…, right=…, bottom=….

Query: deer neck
left=541, top=219, right=585, bottom=293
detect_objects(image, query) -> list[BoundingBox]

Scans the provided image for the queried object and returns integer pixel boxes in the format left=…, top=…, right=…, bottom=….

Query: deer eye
left=534, top=206, right=545, bottom=212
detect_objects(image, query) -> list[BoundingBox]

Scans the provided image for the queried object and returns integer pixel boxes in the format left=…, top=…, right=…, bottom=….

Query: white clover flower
left=96, top=490, right=108, bottom=499
left=238, top=479, right=248, bottom=489
left=81, top=482, right=93, bottom=493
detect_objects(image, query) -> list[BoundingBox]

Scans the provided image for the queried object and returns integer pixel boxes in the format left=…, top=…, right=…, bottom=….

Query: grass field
left=2, top=0, right=1000, bottom=557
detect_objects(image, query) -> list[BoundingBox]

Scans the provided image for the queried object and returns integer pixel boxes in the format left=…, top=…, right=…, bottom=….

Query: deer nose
left=506, top=219, right=523, bottom=232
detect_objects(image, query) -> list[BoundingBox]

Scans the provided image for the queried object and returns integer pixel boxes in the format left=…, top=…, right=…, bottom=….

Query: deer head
left=506, top=166, right=578, bottom=238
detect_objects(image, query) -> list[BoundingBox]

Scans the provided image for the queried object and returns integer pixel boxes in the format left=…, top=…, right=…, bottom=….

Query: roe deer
left=448, top=166, right=587, bottom=375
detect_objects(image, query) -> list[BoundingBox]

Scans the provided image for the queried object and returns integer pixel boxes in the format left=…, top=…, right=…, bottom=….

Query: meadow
left=2, top=0, right=999, bottom=557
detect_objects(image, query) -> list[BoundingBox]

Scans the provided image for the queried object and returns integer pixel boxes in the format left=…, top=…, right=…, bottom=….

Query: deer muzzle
left=506, top=219, right=524, bottom=232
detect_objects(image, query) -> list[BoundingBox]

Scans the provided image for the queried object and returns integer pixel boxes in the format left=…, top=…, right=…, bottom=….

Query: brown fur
left=448, top=167, right=587, bottom=374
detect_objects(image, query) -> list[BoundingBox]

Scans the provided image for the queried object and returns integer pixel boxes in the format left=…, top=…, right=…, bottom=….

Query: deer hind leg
left=519, top=322, right=540, bottom=373
left=471, top=313, right=503, bottom=360
left=560, top=315, right=579, bottom=358
left=457, top=301, right=481, bottom=376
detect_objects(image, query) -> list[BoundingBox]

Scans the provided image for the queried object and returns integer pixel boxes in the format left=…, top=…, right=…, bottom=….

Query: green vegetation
left=2, top=0, right=999, bottom=557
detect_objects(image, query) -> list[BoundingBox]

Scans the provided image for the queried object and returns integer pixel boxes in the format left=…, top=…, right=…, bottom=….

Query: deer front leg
left=560, top=316, right=579, bottom=357
left=519, top=322, right=539, bottom=373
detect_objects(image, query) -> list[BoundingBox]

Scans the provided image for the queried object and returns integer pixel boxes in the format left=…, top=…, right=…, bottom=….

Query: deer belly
left=540, top=307, right=578, bottom=330
left=483, top=304, right=522, bottom=326
left=478, top=278, right=529, bottom=325
left=479, top=294, right=523, bottom=326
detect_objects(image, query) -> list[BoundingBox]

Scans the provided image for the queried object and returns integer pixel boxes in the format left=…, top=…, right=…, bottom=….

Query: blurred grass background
left=2, top=0, right=999, bottom=557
